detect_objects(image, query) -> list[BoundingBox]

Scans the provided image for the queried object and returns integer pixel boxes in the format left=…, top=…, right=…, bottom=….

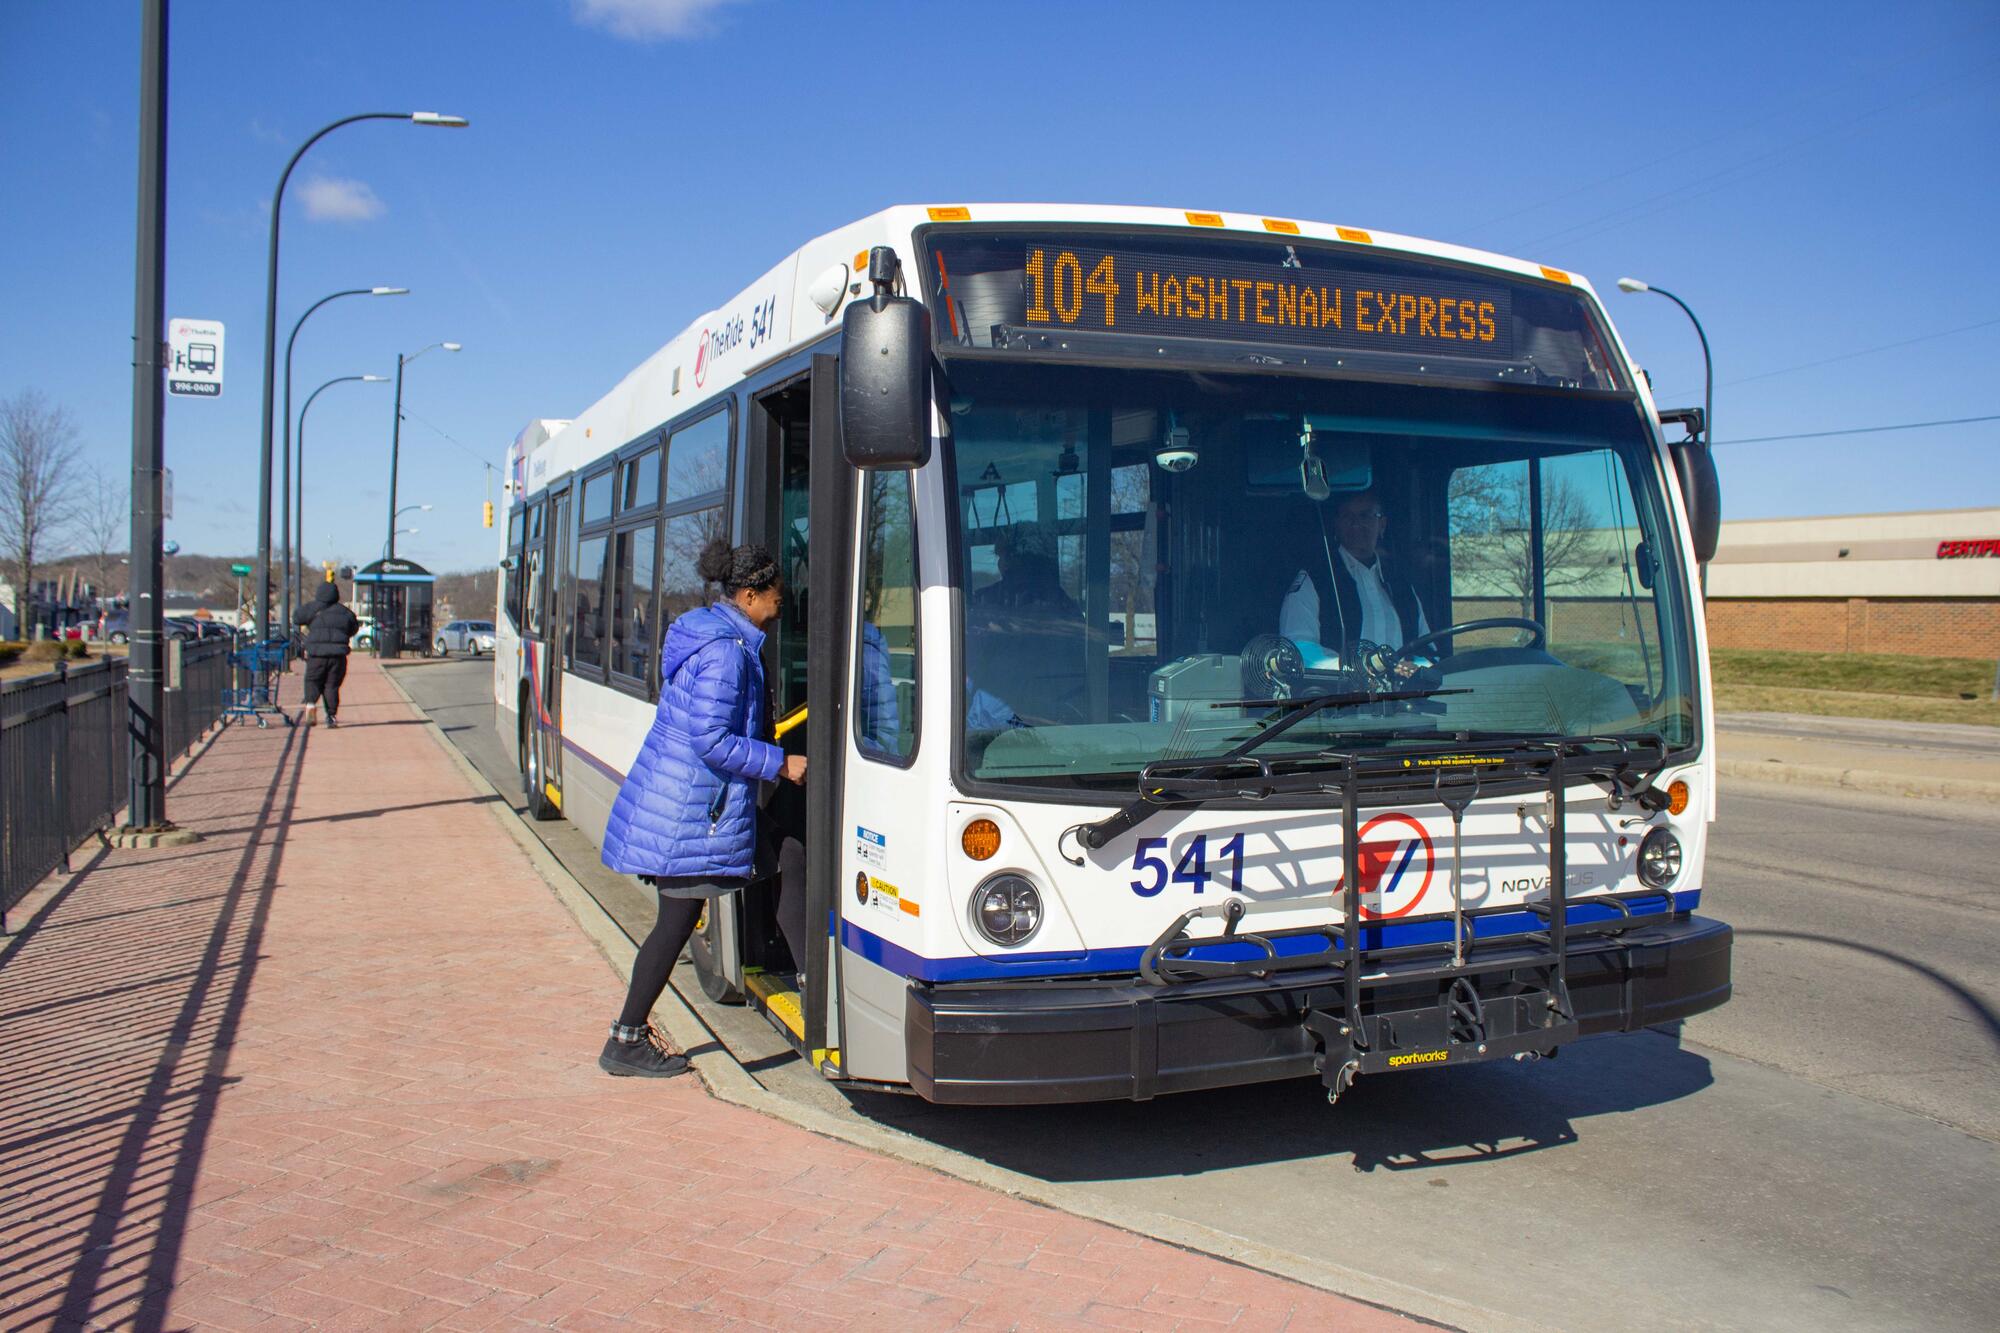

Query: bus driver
left=1279, top=488, right=1429, bottom=670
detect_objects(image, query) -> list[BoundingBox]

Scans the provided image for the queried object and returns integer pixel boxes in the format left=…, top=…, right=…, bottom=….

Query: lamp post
left=253, top=110, right=466, bottom=641
left=1616, top=278, right=1712, bottom=449
left=385, top=342, right=458, bottom=563
left=383, top=528, right=419, bottom=561
left=283, top=287, right=405, bottom=626
left=297, top=373, right=387, bottom=606
left=120, top=0, right=172, bottom=842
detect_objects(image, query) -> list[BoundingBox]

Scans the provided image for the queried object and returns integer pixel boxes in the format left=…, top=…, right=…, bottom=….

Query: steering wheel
left=1383, top=617, right=1546, bottom=674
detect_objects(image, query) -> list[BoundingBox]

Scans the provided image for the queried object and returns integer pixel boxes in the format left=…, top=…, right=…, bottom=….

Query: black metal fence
left=1, top=639, right=233, bottom=926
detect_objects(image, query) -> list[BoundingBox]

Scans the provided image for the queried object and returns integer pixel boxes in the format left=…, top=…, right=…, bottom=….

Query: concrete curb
left=1717, top=758, right=2000, bottom=805
left=375, top=662, right=1510, bottom=1333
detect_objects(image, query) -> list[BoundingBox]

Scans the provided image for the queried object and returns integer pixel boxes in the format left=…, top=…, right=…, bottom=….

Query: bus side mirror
left=1670, top=438, right=1721, bottom=564
left=838, top=249, right=932, bottom=470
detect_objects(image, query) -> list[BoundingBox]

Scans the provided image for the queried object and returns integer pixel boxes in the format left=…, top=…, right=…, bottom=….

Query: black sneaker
left=324, top=715, right=339, bottom=728
left=599, top=1036, right=689, bottom=1078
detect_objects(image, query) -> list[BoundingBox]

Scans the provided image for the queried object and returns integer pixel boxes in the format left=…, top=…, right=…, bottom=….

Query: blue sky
left=3, top=0, right=1996, bottom=574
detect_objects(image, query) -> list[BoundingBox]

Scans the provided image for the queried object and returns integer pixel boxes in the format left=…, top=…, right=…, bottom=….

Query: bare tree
left=1447, top=463, right=1602, bottom=615
left=0, top=391, right=84, bottom=635
left=76, top=462, right=129, bottom=603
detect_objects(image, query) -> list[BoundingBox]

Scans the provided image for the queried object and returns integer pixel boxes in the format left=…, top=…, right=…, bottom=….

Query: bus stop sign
left=167, top=317, right=224, bottom=397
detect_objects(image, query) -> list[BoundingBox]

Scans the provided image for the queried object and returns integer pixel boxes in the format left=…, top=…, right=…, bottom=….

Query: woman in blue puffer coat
left=597, top=539, right=807, bottom=1077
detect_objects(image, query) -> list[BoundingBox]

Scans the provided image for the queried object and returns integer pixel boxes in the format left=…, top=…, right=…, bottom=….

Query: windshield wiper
left=1074, top=687, right=1467, bottom=852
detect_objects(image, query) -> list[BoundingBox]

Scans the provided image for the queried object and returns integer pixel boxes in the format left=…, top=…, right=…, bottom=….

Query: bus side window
left=855, top=469, right=919, bottom=764
left=524, top=501, right=546, bottom=638
left=505, top=509, right=526, bottom=626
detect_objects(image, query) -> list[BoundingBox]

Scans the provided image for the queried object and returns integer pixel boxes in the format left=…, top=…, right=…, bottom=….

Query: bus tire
left=521, top=699, right=559, bottom=821
left=689, top=910, right=743, bottom=1005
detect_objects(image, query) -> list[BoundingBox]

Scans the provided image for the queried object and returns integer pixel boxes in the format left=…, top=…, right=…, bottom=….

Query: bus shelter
left=352, top=557, right=435, bottom=658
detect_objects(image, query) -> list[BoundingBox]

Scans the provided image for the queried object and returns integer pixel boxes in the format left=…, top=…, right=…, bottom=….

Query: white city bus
left=495, top=204, right=1730, bottom=1104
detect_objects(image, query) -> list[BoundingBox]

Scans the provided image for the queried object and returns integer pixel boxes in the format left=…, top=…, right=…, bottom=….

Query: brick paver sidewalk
left=1, top=655, right=1412, bottom=1331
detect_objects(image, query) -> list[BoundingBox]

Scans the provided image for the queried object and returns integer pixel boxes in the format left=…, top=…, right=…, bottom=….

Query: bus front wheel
left=520, top=695, right=558, bottom=821
left=688, top=906, right=743, bottom=1005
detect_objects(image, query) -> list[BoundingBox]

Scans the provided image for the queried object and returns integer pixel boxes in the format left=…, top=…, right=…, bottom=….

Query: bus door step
left=1302, top=977, right=1580, bottom=1105
left=743, top=970, right=843, bottom=1076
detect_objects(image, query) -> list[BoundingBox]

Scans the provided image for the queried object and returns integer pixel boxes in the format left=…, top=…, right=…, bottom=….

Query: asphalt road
left=397, top=658, right=2000, bottom=1332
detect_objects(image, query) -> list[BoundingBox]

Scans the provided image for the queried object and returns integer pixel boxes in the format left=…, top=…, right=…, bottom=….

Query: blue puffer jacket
left=601, top=602, right=783, bottom=879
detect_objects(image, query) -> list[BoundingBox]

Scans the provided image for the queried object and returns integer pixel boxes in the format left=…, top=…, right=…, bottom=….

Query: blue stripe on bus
left=560, top=734, right=626, bottom=786
left=843, top=889, right=1702, bottom=984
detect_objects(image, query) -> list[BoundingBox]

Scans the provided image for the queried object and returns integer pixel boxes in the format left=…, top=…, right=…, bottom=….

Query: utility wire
left=1725, top=318, right=2000, bottom=387
left=401, top=406, right=495, bottom=472
left=1518, top=67, right=1993, bottom=254
left=1651, top=316, right=2000, bottom=401
left=1714, top=413, right=2000, bottom=446
left=1468, top=14, right=1999, bottom=239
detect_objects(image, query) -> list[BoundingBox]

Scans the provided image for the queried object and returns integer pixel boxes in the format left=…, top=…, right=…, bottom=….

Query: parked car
left=164, top=617, right=201, bottom=642
left=100, top=608, right=130, bottom=644
left=192, top=619, right=233, bottom=640
left=433, top=619, right=497, bottom=656
left=351, top=615, right=376, bottom=650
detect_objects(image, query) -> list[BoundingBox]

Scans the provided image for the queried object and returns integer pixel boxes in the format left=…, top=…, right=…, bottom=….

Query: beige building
left=1705, top=507, right=2000, bottom=658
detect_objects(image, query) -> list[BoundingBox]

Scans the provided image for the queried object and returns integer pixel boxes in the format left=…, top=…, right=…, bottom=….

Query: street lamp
left=386, top=341, right=460, bottom=564
left=1616, top=278, right=1712, bottom=449
left=297, top=373, right=387, bottom=608
left=383, top=528, right=419, bottom=560
left=283, top=286, right=405, bottom=625
left=253, top=110, right=468, bottom=640
left=1619, top=278, right=1720, bottom=576
left=396, top=503, right=434, bottom=520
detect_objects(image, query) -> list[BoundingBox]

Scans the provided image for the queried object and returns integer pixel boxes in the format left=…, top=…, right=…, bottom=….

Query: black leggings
left=616, top=893, right=705, bottom=1028
left=773, top=834, right=808, bottom=973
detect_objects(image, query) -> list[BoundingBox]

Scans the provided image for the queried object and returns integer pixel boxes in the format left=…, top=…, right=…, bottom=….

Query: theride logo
left=1341, top=812, right=1436, bottom=920
left=692, top=314, right=746, bottom=389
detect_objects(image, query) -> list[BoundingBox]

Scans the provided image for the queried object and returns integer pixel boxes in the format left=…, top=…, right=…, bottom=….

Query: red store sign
left=1936, top=538, right=2000, bottom=559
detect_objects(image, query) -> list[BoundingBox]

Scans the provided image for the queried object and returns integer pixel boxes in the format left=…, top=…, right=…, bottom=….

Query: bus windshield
left=944, top=360, right=1698, bottom=787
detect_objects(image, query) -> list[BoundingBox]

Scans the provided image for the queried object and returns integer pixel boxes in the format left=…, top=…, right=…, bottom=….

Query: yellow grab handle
left=774, top=705, right=808, bottom=740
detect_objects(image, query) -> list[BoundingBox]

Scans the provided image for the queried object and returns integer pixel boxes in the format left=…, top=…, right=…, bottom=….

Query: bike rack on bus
left=1130, top=735, right=1676, bottom=1103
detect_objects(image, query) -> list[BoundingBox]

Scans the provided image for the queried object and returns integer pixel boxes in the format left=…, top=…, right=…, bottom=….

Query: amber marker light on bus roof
left=1335, top=226, right=1373, bottom=243
left=1185, top=211, right=1224, bottom=227
left=1262, top=218, right=1300, bottom=234
left=962, top=819, right=1001, bottom=861
left=928, top=206, right=971, bottom=222
left=1666, top=781, right=1690, bottom=816
left=1540, top=265, right=1573, bottom=284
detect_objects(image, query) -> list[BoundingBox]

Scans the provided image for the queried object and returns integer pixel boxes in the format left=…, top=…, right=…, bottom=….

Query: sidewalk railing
left=1, top=639, right=232, bottom=926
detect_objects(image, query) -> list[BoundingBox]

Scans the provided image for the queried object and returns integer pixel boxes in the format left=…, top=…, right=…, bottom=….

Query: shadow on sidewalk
left=0, top=722, right=311, bottom=1330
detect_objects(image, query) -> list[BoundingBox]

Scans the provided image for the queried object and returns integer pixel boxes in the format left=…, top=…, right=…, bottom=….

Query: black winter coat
left=295, top=585, right=359, bottom=657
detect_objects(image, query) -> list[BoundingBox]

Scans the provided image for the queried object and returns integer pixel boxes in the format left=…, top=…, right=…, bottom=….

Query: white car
left=434, top=619, right=497, bottom=656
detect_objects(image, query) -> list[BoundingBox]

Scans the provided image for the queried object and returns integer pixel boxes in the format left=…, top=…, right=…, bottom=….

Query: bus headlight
left=971, top=873, right=1043, bottom=947
left=1637, top=828, right=1683, bottom=888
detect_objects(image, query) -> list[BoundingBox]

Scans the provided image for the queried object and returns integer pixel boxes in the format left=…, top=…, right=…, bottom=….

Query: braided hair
left=697, top=538, right=780, bottom=596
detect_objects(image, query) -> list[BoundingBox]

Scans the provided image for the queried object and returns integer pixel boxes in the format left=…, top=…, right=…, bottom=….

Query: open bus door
left=526, top=482, right=571, bottom=819
left=691, top=357, right=853, bottom=1072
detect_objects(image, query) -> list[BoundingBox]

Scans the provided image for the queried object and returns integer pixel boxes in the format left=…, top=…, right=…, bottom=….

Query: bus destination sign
left=1019, top=246, right=1515, bottom=360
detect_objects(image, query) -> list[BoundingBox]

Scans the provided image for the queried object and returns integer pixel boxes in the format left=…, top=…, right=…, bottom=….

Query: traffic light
left=483, top=500, right=494, bottom=528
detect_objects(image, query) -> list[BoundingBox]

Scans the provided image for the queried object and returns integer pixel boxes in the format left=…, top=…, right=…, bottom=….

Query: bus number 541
left=1130, top=833, right=1246, bottom=897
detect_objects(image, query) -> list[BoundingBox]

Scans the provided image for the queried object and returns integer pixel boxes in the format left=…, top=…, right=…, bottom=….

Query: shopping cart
left=222, top=636, right=295, bottom=728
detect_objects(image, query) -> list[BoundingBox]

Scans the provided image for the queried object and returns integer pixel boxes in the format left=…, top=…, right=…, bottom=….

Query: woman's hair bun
left=696, top=537, right=735, bottom=585
left=698, top=538, right=781, bottom=594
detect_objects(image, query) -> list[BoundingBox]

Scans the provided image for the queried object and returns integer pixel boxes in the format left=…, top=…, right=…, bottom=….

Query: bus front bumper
left=905, top=914, right=1731, bottom=1105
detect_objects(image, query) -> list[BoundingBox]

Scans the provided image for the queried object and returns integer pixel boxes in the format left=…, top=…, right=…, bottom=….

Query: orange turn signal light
left=1666, top=780, right=1689, bottom=816
left=961, top=818, right=1001, bottom=861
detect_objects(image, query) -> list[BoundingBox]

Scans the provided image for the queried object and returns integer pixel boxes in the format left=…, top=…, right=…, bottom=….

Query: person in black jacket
left=1278, top=489, right=1430, bottom=669
left=294, top=581, right=360, bottom=726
